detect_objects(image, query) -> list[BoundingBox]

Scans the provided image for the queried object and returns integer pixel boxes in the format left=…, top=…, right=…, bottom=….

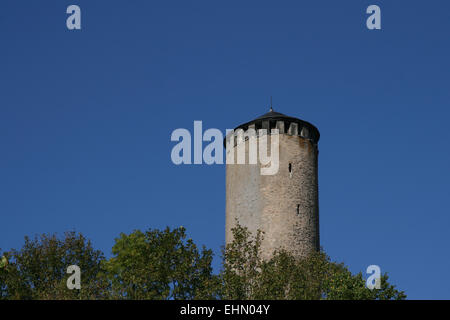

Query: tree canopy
left=221, top=224, right=405, bottom=300
left=104, top=227, right=218, bottom=299
left=0, top=232, right=107, bottom=299
left=0, top=225, right=405, bottom=300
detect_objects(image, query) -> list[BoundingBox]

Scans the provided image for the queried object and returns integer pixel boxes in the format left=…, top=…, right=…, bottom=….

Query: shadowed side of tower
left=225, top=109, right=320, bottom=260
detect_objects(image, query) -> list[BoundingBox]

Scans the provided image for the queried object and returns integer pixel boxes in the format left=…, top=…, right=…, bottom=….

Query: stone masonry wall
left=225, top=129, right=319, bottom=260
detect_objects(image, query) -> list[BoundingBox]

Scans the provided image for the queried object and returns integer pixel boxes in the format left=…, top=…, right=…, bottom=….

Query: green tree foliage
left=220, top=225, right=263, bottom=299
left=0, top=252, right=9, bottom=298
left=221, top=223, right=406, bottom=300
left=104, top=226, right=219, bottom=299
left=0, top=232, right=108, bottom=300
left=0, top=225, right=405, bottom=300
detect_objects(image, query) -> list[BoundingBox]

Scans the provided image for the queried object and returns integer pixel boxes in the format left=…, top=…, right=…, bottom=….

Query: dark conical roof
left=230, top=109, right=320, bottom=143
left=254, top=110, right=288, bottom=120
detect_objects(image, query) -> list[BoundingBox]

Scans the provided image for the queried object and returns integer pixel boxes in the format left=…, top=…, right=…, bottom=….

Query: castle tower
left=225, top=107, right=320, bottom=260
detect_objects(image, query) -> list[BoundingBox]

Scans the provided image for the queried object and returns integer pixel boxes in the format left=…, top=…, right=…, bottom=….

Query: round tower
left=225, top=108, right=320, bottom=260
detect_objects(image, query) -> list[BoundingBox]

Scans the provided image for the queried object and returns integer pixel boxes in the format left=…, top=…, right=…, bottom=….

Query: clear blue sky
left=1, top=1, right=449, bottom=299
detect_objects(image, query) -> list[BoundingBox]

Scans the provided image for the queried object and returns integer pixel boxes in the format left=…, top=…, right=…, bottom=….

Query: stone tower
left=225, top=108, right=320, bottom=260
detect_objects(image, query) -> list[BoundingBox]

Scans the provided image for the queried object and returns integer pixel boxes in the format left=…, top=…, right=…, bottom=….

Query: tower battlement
left=224, top=111, right=320, bottom=149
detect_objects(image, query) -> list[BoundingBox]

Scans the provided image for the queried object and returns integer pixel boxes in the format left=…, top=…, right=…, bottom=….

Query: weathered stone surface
left=226, top=131, right=319, bottom=260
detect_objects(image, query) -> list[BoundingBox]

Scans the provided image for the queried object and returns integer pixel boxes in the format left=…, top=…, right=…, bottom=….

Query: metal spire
left=270, top=96, right=273, bottom=112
